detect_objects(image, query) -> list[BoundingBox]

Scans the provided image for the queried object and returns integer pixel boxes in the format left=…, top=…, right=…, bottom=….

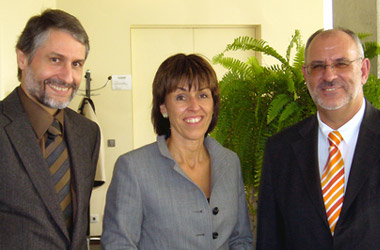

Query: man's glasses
left=304, top=58, right=363, bottom=76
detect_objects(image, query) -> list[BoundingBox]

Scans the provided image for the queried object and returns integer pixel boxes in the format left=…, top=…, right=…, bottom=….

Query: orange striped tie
left=321, top=131, right=345, bottom=235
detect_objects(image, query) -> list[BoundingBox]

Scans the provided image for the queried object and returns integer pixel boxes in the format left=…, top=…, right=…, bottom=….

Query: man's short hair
left=304, top=28, right=364, bottom=62
left=16, top=9, right=89, bottom=81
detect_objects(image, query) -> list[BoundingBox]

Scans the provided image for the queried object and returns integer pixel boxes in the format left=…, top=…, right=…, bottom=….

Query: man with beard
left=256, top=28, right=380, bottom=249
left=0, top=9, right=100, bottom=250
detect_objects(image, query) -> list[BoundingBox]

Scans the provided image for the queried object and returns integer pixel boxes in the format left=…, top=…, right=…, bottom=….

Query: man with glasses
left=256, top=28, right=380, bottom=249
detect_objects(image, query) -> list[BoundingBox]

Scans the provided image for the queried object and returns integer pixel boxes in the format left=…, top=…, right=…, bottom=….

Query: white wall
left=1, top=0, right=324, bottom=235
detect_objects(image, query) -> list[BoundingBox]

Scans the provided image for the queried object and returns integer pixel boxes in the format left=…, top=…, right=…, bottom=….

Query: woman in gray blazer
left=101, top=53, right=254, bottom=250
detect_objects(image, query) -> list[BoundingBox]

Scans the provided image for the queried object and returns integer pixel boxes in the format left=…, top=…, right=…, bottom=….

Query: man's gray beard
left=307, top=80, right=351, bottom=111
left=312, top=94, right=347, bottom=111
left=24, top=68, right=77, bottom=109
left=41, top=86, right=78, bottom=109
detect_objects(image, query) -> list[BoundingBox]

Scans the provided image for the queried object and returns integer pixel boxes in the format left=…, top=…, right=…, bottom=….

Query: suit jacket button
left=213, top=207, right=219, bottom=215
left=212, top=232, right=219, bottom=239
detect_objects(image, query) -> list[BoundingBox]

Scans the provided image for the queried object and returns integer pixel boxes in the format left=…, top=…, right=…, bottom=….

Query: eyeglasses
left=304, top=58, right=363, bottom=76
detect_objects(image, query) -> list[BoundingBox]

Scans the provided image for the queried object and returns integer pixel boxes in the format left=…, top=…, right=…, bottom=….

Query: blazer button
left=212, top=232, right=219, bottom=239
left=213, top=207, right=219, bottom=215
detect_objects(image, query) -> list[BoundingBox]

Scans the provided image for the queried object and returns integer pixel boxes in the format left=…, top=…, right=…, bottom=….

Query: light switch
left=107, top=139, right=116, bottom=147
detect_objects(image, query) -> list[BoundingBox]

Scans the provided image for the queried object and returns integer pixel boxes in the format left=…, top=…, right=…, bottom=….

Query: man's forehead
left=307, top=31, right=357, bottom=60
left=37, top=30, right=86, bottom=58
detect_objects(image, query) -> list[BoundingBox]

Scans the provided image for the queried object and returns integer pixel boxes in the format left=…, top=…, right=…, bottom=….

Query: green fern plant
left=211, top=30, right=315, bottom=194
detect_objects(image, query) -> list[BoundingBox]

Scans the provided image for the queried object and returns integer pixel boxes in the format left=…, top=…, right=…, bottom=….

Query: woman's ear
left=160, top=104, right=168, bottom=118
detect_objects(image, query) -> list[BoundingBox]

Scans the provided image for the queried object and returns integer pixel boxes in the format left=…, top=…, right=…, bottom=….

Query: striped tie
left=321, top=131, right=345, bottom=235
left=45, top=119, right=73, bottom=232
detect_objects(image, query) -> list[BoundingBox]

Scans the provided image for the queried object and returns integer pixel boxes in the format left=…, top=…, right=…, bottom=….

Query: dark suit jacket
left=0, top=88, right=100, bottom=250
left=256, top=100, right=380, bottom=250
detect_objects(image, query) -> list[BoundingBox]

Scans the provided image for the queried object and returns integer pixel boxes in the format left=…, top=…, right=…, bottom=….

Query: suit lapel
left=2, top=90, right=70, bottom=240
left=292, top=116, right=329, bottom=227
left=340, top=102, right=380, bottom=217
left=206, top=137, right=229, bottom=191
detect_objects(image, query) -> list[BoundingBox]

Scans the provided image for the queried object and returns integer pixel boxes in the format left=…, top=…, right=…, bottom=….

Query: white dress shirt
left=317, top=98, right=366, bottom=191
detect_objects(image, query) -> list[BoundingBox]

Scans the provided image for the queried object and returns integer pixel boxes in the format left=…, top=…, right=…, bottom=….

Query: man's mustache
left=318, top=80, right=343, bottom=89
left=44, top=78, right=77, bottom=89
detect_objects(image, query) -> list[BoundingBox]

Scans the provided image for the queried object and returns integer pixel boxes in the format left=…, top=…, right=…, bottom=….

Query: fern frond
left=358, top=33, right=372, bottom=40
left=278, top=101, right=300, bottom=123
left=267, top=94, right=291, bottom=124
left=284, top=70, right=296, bottom=95
left=218, top=75, right=237, bottom=95
left=246, top=56, right=264, bottom=75
left=265, top=64, right=282, bottom=72
left=285, top=30, right=302, bottom=62
left=292, top=45, right=305, bottom=69
left=363, top=41, right=380, bottom=59
left=224, top=36, right=288, bottom=66
left=213, top=55, right=254, bottom=80
left=225, top=36, right=267, bottom=52
left=357, top=33, right=380, bottom=59
left=364, top=75, right=380, bottom=109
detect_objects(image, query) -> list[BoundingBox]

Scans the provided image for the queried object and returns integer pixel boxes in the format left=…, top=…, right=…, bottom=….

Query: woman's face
left=160, top=84, right=214, bottom=142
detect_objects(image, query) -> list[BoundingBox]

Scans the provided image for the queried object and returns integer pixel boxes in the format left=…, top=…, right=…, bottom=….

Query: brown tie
left=321, top=131, right=345, bottom=235
left=45, top=119, right=73, bottom=232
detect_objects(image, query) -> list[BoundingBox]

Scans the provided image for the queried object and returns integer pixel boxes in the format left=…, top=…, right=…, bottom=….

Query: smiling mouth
left=48, top=83, right=70, bottom=92
left=44, top=79, right=76, bottom=94
left=185, top=117, right=202, bottom=123
left=324, top=87, right=338, bottom=92
left=319, top=81, right=343, bottom=93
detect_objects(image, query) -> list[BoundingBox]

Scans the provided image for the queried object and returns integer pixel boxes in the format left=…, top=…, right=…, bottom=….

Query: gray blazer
left=101, top=135, right=253, bottom=250
left=0, top=88, right=101, bottom=250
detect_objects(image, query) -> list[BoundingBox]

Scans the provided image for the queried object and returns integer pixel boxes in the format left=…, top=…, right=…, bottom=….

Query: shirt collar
left=317, top=98, right=366, bottom=143
left=18, top=86, right=64, bottom=139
